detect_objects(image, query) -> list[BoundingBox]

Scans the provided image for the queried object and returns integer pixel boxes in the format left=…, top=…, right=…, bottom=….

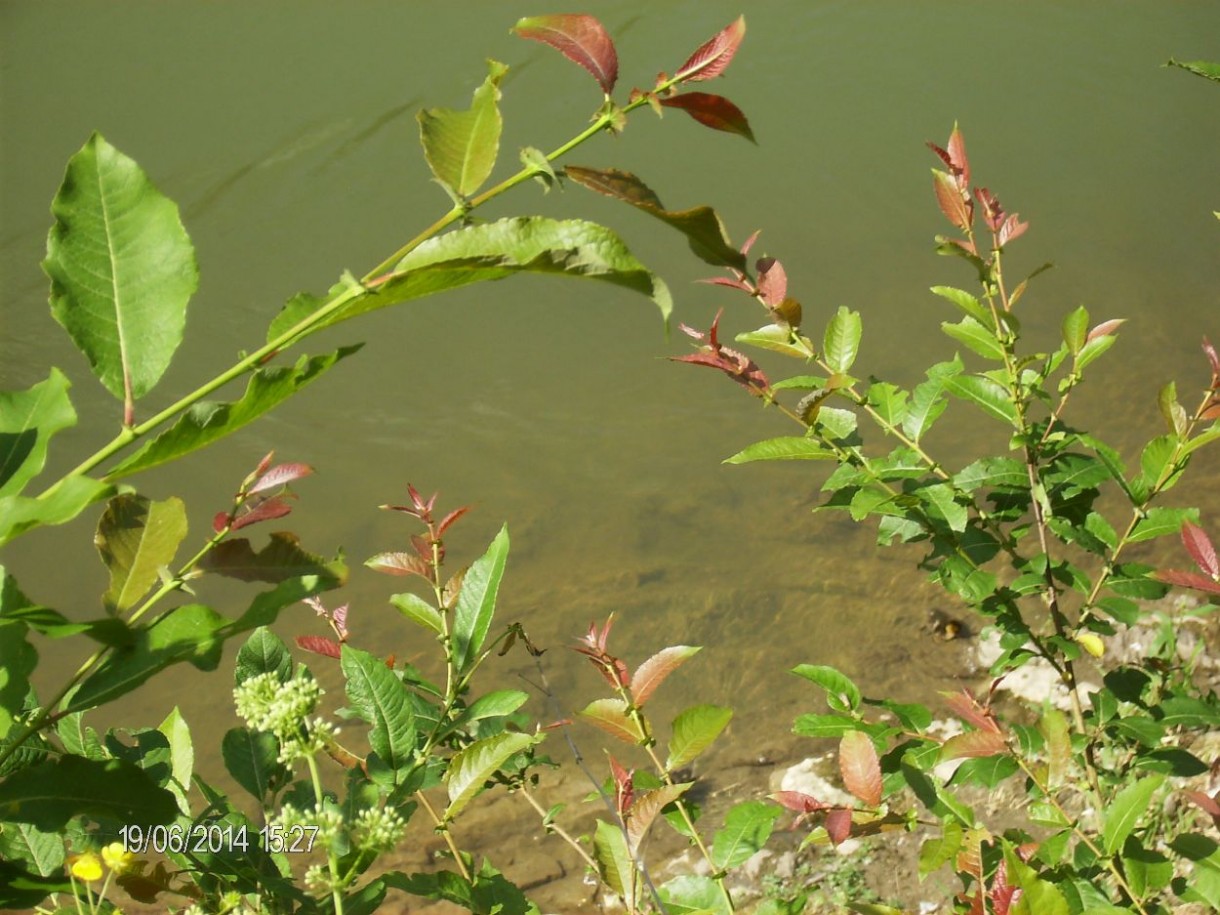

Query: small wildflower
left=69, top=851, right=103, bottom=882
left=233, top=670, right=322, bottom=742
left=101, top=841, right=137, bottom=874
left=304, top=863, right=331, bottom=891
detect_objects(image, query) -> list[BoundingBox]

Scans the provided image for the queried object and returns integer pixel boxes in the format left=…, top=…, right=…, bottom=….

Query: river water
left=2, top=0, right=1219, bottom=905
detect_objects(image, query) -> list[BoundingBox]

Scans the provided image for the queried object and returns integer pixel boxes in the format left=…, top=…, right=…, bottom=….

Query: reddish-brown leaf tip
left=839, top=731, right=882, bottom=807
left=659, top=92, right=755, bottom=142
left=676, top=16, right=746, bottom=83
left=1182, top=521, right=1219, bottom=578
left=514, top=14, right=618, bottom=94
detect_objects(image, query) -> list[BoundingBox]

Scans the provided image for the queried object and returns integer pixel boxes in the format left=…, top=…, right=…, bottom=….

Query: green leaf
left=736, top=324, right=814, bottom=359
left=919, top=819, right=963, bottom=877
left=221, top=726, right=287, bottom=803
left=0, top=370, right=77, bottom=499
left=930, top=286, right=991, bottom=325
left=667, top=704, right=733, bottom=770
left=953, top=457, right=1027, bottom=492
left=157, top=706, right=194, bottom=814
left=866, top=382, right=908, bottom=426
left=791, top=664, right=860, bottom=712
left=1102, top=774, right=1164, bottom=855
left=565, top=166, right=746, bottom=270
left=418, top=59, right=507, bottom=199
left=823, top=307, right=862, bottom=373
left=1061, top=305, right=1088, bottom=355
left=1076, top=332, right=1117, bottom=371
left=712, top=801, right=780, bottom=870
left=390, top=592, right=445, bottom=637
left=594, top=819, right=636, bottom=905
left=1167, top=57, right=1220, bottom=82
left=915, top=483, right=968, bottom=532
left=658, top=874, right=730, bottom=915
left=234, top=627, right=293, bottom=686
left=444, top=731, right=536, bottom=820
left=0, top=820, right=63, bottom=877
left=792, top=713, right=857, bottom=738
left=452, top=525, right=509, bottom=675
left=1129, top=506, right=1197, bottom=542
left=942, top=317, right=1004, bottom=361
left=453, top=690, right=529, bottom=729
left=43, top=133, right=197, bottom=402
left=0, top=754, right=177, bottom=830
left=945, top=374, right=1018, bottom=425
left=67, top=603, right=228, bottom=713
left=342, top=645, right=416, bottom=778
left=0, top=621, right=37, bottom=741
left=107, top=347, right=361, bottom=478
left=273, top=217, right=674, bottom=341
left=902, top=357, right=962, bottom=442
left=95, top=494, right=187, bottom=613
left=0, top=475, right=117, bottom=547
left=724, top=437, right=835, bottom=464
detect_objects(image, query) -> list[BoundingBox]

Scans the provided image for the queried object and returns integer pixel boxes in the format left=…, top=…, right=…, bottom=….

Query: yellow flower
left=69, top=852, right=103, bottom=882
left=1075, top=632, right=1105, bottom=658
left=102, top=841, right=137, bottom=874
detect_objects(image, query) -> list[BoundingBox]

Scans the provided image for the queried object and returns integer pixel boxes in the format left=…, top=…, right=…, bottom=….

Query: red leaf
left=630, top=645, right=700, bottom=707
left=698, top=275, right=753, bottom=292
left=659, top=92, right=754, bottom=142
left=756, top=257, right=787, bottom=307
left=230, top=496, right=294, bottom=531
left=513, top=14, right=618, bottom=94
left=1183, top=790, right=1220, bottom=828
left=437, top=505, right=471, bottom=536
left=365, top=550, right=433, bottom=581
left=932, top=169, right=973, bottom=231
left=990, top=860, right=1018, bottom=915
left=1203, top=336, right=1220, bottom=385
left=839, top=731, right=882, bottom=806
left=771, top=791, right=828, bottom=814
left=248, top=462, right=313, bottom=495
left=941, top=729, right=1008, bottom=760
left=1086, top=318, right=1126, bottom=342
left=609, top=755, right=634, bottom=817
left=947, top=125, right=970, bottom=188
left=296, top=635, right=341, bottom=659
left=1182, top=521, right=1219, bottom=578
left=675, top=15, right=746, bottom=83
left=740, top=229, right=761, bottom=256
left=998, top=213, right=1028, bottom=247
left=824, top=807, right=853, bottom=845
left=1152, top=568, right=1220, bottom=594
left=943, top=689, right=1001, bottom=733
left=213, top=511, right=231, bottom=533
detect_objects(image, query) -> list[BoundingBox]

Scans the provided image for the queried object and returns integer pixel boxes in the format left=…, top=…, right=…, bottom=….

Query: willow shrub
left=0, top=13, right=764, bottom=914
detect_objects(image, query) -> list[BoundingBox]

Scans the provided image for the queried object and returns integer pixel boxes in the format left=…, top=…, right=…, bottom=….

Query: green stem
left=305, top=752, right=345, bottom=915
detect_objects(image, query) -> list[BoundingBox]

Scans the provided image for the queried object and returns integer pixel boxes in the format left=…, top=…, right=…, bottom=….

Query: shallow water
left=2, top=0, right=1219, bottom=901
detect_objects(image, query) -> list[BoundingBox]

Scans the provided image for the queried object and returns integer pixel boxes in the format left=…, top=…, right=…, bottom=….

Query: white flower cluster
left=233, top=671, right=335, bottom=762
left=274, top=801, right=345, bottom=850
left=351, top=805, right=408, bottom=854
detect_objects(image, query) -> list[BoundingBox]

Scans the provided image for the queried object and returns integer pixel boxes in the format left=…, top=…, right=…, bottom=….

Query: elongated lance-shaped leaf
left=341, top=645, right=416, bottom=781
left=275, top=218, right=673, bottom=336
left=0, top=820, right=63, bottom=877
left=444, top=731, right=536, bottom=820
left=675, top=16, right=746, bottom=83
left=667, top=704, right=732, bottom=770
left=823, top=306, right=862, bottom=373
left=43, top=133, right=198, bottom=403
left=1102, top=774, right=1165, bottom=855
left=565, top=166, right=745, bottom=270
left=631, top=645, right=700, bottom=707
left=418, top=59, right=507, bottom=201
left=659, top=92, right=755, bottom=143
left=582, top=697, right=645, bottom=744
left=95, top=494, right=188, bottom=614
left=593, top=819, right=636, bottom=905
left=0, top=369, right=77, bottom=498
left=0, top=475, right=117, bottom=548
left=513, top=14, right=618, bottom=94
left=221, top=727, right=287, bottom=803
left=67, top=604, right=228, bottom=713
left=0, top=755, right=178, bottom=831
left=625, top=783, right=691, bottom=854
left=724, top=437, right=835, bottom=464
left=839, top=731, right=882, bottom=806
left=106, top=346, right=361, bottom=478
left=452, top=524, right=509, bottom=675
left=1167, top=58, right=1220, bottom=82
